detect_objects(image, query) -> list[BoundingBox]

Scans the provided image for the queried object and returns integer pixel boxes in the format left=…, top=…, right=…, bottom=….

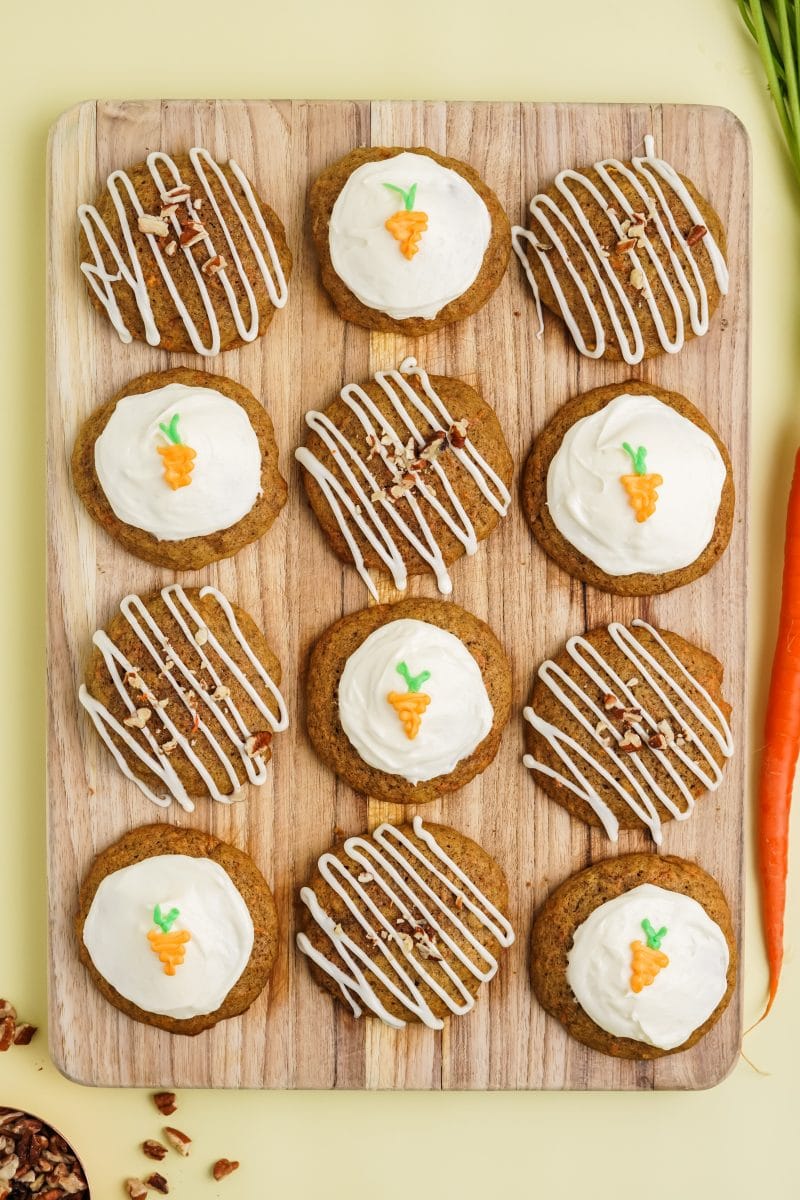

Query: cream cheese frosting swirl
left=82, top=854, right=254, bottom=1020
left=546, top=393, right=727, bottom=576
left=328, top=152, right=492, bottom=320
left=94, top=382, right=262, bottom=541
left=566, top=883, right=729, bottom=1050
left=337, top=618, right=493, bottom=784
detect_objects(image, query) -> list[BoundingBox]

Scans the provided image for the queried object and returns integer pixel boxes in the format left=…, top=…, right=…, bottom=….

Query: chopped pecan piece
left=212, top=1159, right=240, bottom=1181
left=244, top=731, right=272, bottom=758
left=145, top=1173, right=169, bottom=1194
left=152, top=1093, right=177, bottom=1117
left=686, top=224, right=708, bottom=246
left=142, top=1140, right=167, bottom=1162
left=137, top=214, right=170, bottom=238
left=163, top=1127, right=191, bottom=1157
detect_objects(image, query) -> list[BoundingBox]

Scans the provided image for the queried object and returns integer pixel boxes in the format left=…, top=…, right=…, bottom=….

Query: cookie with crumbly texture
left=521, top=160, right=726, bottom=360
left=299, top=368, right=513, bottom=590
left=82, top=586, right=284, bottom=806
left=72, top=367, right=287, bottom=571
left=298, top=820, right=512, bottom=1025
left=79, top=150, right=291, bottom=354
left=310, top=146, right=510, bottom=335
left=522, top=380, right=734, bottom=595
left=76, top=824, right=278, bottom=1035
left=306, top=598, right=511, bottom=804
left=524, top=622, right=732, bottom=838
left=530, top=853, right=736, bottom=1059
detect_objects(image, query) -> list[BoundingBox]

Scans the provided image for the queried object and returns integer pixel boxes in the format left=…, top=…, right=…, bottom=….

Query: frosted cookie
left=296, top=356, right=512, bottom=597
left=310, top=147, right=510, bottom=335
left=306, top=598, right=511, bottom=804
left=522, top=380, right=734, bottom=595
left=511, top=134, right=728, bottom=363
left=297, top=816, right=514, bottom=1028
left=72, top=367, right=287, bottom=571
left=78, top=147, right=291, bottom=355
left=76, top=824, right=278, bottom=1035
left=530, top=853, right=736, bottom=1059
left=522, top=620, right=733, bottom=843
left=79, top=585, right=288, bottom=811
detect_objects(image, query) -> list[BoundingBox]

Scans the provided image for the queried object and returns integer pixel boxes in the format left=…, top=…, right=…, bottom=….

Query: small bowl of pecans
left=0, top=1108, right=90, bottom=1198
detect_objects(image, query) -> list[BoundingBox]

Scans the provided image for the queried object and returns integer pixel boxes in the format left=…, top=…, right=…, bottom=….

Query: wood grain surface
left=46, top=100, right=749, bottom=1090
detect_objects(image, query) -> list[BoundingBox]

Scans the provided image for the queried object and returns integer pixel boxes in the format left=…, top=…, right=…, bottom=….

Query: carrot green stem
left=641, top=918, right=667, bottom=950
left=738, top=1, right=800, bottom=186
left=158, top=413, right=182, bottom=445
left=154, top=904, right=180, bottom=933
left=622, top=442, right=648, bottom=475
left=395, top=661, right=431, bottom=693
left=383, top=182, right=418, bottom=211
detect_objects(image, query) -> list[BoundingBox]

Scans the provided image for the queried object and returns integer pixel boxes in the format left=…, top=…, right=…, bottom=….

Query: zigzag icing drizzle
left=79, top=585, right=288, bottom=812
left=295, top=357, right=511, bottom=598
left=511, top=135, right=729, bottom=364
left=78, top=147, right=288, bottom=356
left=522, top=620, right=733, bottom=844
left=297, top=816, right=515, bottom=1029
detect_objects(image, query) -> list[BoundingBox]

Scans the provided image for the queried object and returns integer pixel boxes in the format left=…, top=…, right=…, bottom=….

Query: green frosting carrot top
left=383, top=182, right=418, bottom=211
left=641, top=917, right=667, bottom=950
left=395, top=661, right=431, bottom=693
left=153, top=903, right=180, bottom=933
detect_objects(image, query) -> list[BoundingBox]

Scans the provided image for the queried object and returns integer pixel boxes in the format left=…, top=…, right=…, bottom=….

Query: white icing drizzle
left=296, top=816, right=515, bottom=1029
left=78, top=147, right=288, bottom=356
left=295, top=357, right=511, bottom=598
left=522, top=619, right=733, bottom=844
left=79, top=585, right=288, bottom=812
left=511, top=134, right=729, bottom=364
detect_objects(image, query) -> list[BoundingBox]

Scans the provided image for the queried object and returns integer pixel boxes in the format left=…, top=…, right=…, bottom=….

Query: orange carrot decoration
left=629, top=918, right=669, bottom=993
left=383, top=183, right=428, bottom=259
left=620, top=442, right=663, bottom=523
left=387, top=660, right=431, bottom=740
left=157, top=413, right=196, bottom=490
left=147, top=903, right=191, bottom=976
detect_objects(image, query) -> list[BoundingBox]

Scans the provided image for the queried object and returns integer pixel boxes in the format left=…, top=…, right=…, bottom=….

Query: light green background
left=2, top=0, right=798, bottom=1195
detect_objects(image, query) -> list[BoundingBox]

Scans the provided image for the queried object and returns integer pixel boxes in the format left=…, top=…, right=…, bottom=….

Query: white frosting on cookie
left=566, top=883, right=729, bottom=1050
left=94, top=382, right=262, bottom=541
left=82, top=854, right=254, bottom=1020
left=328, top=152, right=492, bottom=320
left=546, top=393, right=727, bottom=576
left=337, top=618, right=493, bottom=784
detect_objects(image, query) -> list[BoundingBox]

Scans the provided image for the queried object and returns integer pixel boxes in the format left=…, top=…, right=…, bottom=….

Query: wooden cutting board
left=46, top=99, right=749, bottom=1090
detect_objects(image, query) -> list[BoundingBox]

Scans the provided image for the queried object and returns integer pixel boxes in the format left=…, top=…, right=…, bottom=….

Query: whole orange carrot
left=757, top=450, right=800, bottom=1018
left=739, top=0, right=800, bottom=1021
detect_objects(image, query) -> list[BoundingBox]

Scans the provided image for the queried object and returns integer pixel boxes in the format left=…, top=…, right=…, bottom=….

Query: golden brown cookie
left=80, top=585, right=287, bottom=810
left=72, top=367, right=287, bottom=571
left=530, top=853, right=737, bottom=1059
left=513, top=143, right=727, bottom=361
left=306, top=597, right=511, bottom=805
left=296, top=359, right=513, bottom=597
left=523, top=620, right=733, bottom=842
left=78, top=148, right=291, bottom=355
left=76, top=824, right=279, bottom=1036
left=297, top=817, right=514, bottom=1026
left=310, top=146, right=510, bottom=335
left=521, top=380, right=734, bottom=595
